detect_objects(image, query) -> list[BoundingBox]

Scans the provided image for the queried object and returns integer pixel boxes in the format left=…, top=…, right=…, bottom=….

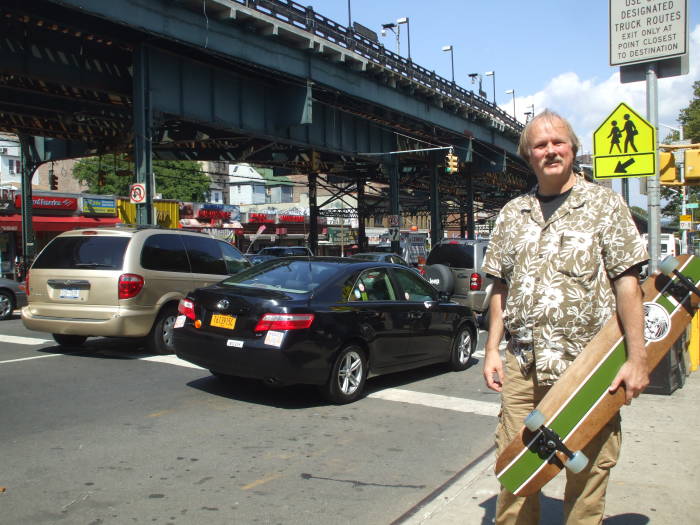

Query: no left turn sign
left=130, top=183, right=146, bottom=204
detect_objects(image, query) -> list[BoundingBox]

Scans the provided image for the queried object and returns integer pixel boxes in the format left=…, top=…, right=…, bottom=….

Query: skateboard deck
left=495, top=254, right=700, bottom=497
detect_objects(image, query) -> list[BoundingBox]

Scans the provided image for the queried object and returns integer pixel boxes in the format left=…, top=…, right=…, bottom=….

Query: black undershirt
left=537, top=188, right=572, bottom=222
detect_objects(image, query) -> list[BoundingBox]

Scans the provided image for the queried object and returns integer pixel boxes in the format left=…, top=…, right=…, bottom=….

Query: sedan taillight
left=178, top=298, right=196, bottom=320
left=254, top=313, right=315, bottom=332
left=470, top=272, right=482, bottom=291
left=118, top=274, right=144, bottom=299
left=22, top=271, right=29, bottom=296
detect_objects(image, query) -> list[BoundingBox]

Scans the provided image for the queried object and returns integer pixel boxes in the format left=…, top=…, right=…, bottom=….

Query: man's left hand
left=609, top=355, right=649, bottom=405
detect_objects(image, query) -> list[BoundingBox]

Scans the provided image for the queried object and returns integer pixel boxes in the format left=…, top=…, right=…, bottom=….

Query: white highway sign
left=610, top=0, right=687, bottom=66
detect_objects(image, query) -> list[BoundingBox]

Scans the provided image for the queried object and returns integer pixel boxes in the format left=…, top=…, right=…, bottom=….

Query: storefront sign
left=279, top=214, right=305, bottom=223
left=15, top=195, right=78, bottom=211
left=249, top=212, right=275, bottom=223
left=197, top=209, right=231, bottom=220
left=82, top=197, right=117, bottom=216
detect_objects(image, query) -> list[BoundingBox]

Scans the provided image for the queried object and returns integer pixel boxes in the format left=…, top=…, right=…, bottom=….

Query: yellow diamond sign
left=593, top=102, right=656, bottom=180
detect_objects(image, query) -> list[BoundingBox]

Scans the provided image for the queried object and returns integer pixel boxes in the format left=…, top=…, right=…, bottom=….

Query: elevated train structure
left=0, top=0, right=533, bottom=257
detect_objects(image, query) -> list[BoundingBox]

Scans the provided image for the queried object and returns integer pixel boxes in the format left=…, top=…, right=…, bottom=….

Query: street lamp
left=397, top=17, right=411, bottom=61
left=442, top=45, right=454, bottom=83
left=485, top=71, right=496, bottom=104
left=468, top=73, right=487, bottom=98
left=505, top=89, right=516, bottom=118
left=381, top=23, right=400, bottom=54
left=524, top=103, right=535, bottom=122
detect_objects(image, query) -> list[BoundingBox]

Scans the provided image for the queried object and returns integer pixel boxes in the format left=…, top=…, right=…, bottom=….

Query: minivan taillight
left=118, top=274, right=144, bottom=299
left=254, top=313, right=315, bottom=332
left=178, top=298, right=196, bottom=320
left=470, top=272, right=482, bottom=291
left=21, top=271, right=29, bottom=296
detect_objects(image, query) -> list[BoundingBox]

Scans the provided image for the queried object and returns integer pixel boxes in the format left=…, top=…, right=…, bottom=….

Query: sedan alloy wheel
left=322, top=345, right=367, bottom=404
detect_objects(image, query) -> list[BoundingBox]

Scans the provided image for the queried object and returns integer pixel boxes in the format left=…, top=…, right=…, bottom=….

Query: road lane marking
left=139, top=355, right=204, bottom=369
left=0, top=354, right=61, bottom=365
left=0, top=335, right=52, bottom=345
left=368, top=388, right=499, bottom=417
left=241, top=473, right=282, bottom=491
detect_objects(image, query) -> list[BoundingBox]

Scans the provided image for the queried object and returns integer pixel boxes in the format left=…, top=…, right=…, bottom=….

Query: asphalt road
left=0, top=314, right=499, bottom=525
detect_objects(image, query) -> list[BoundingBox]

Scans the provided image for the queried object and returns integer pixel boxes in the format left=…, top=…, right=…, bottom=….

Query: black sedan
left=173, top=257, right=477, bottom=404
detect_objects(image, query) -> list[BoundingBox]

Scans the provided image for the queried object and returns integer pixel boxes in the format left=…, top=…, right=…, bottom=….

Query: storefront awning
left=0, top=214, right=121, bottom=232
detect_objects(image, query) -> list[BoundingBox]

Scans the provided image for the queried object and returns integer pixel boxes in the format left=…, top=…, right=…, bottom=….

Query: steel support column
left=466, top=163, right=475, bottom=239
left=133, top=45, right=154, bottom=225
left=308, top=172, right=318, bottom=253
left=389, top=157, right=400, bottom=255
left=430, top=155, right=442, bottom=246
left=357, top=176, right=367, bottom=251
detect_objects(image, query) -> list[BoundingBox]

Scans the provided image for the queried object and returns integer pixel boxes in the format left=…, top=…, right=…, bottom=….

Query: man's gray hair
left=517, top=109, right=581, bottom=161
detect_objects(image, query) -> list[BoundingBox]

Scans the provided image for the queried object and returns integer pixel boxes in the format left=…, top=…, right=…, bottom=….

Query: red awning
left=0, top=214, right=121, bottom=232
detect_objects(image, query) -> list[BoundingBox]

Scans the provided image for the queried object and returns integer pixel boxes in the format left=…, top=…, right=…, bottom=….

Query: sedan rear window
left=222, top=260, right=334, bottom=293
left=32, top=237, right=129, bottom=270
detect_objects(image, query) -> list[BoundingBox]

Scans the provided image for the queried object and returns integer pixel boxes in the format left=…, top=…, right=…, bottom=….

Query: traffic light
left=310, top=150, right=321, bottom=172
left=445, top=152, right=459, bottom=174
left=49, top=169, right=58, bottom=190
left=685, top=149, right=700, bottom=184
left=659, top=152, right=681, bottom=186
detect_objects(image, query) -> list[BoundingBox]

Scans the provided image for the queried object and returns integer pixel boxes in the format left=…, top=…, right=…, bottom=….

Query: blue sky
left=306, top=1, right=698, bottom=206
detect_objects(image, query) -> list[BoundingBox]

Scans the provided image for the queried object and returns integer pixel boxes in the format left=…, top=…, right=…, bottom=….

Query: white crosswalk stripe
left=0, top=334, right=52, bottom=345
left=368, top=388, right=499, bottom=417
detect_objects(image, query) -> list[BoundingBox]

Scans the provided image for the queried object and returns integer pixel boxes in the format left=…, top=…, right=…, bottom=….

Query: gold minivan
left=21, top=227, right=250, bottom=352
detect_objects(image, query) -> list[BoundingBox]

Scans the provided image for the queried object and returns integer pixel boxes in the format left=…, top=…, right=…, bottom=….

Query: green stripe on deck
left=498, top=342, right=627, bottom=493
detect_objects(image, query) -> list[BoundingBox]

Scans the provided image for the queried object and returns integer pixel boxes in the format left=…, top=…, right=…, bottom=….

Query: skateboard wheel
left=524, top=410, right=545, bottom=432
left=659, top=256, right=679, bottom=276
left=565, top=451, right=589, bottom=473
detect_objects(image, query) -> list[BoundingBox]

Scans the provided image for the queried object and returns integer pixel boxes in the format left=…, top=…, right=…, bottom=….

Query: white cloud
left=503, top=24, right=699, bottom=154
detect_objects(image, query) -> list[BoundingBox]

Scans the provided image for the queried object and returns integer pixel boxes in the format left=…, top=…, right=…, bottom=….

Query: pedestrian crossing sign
left=593, top=102, right=656, bottom=179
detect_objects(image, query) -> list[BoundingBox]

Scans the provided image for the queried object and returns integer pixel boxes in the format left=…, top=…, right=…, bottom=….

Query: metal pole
left=646, top=62, right=660, bottom=273
left=347, top=0, right=351, bottom=27
left=450, top=48, right=454, bottom=83
left=406, top=19, right=411, bottom=61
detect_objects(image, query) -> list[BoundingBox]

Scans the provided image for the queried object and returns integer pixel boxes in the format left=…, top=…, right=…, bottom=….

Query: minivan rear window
left=32, top=237, right=130, bottom=270
left=426, top=244, right=475, bottom=268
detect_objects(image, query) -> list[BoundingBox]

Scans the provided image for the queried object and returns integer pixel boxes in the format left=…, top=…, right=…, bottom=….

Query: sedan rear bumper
left=173, top=325, right=330, bottom=386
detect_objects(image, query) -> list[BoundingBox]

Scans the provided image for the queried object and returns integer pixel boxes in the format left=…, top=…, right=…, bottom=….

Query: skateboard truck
left=524, top=410, right=589, bottom=474
left=659, top=256, right=700, bottom=298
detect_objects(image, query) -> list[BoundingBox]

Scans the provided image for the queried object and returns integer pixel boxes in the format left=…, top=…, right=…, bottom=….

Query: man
left=482, top=110, right=649, bottom=525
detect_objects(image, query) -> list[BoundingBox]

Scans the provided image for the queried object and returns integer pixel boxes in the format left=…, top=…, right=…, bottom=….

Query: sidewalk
left=401, top=372, right=700, bottom=525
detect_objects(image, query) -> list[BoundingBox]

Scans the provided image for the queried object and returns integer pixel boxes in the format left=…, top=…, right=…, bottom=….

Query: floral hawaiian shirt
left=482, top=175, right=648, bottom=385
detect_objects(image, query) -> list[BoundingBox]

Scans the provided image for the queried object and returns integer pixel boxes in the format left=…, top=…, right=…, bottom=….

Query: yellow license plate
left=210, top=314, right=236, bottom=330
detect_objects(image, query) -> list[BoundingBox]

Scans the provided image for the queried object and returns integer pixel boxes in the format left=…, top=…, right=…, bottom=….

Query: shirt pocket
left=557, top=231, right=599, bottom=278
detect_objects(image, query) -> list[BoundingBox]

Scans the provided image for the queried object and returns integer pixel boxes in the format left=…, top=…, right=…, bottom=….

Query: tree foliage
left=73, top=154, right=211, bottom=201
left=679, top=80, right=700, bottom=144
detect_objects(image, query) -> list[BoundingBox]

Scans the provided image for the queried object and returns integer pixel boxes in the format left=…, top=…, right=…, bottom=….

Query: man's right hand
left=483, top=350, right=504, bottom=392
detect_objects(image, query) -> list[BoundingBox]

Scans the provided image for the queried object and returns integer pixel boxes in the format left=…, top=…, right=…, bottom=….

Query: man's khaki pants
left=495, top=351, right=622, bottom=525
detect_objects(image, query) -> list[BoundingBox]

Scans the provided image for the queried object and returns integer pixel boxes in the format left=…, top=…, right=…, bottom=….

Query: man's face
left=527, top=118, right=575, bottom=182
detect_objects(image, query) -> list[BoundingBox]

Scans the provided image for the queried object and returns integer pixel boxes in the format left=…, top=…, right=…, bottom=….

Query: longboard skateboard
left=495, top=254, right=700, bottom=497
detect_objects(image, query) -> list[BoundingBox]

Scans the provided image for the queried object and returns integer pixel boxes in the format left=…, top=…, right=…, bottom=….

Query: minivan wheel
left=449, top=325, right=474, bottom=371
left=321, top=345, right=367, bottom=404
left=52, top=334, right=87, bottom=347
left=148, top=305, right=178, bottom=355
left=0, top=290, right=15, bottom=320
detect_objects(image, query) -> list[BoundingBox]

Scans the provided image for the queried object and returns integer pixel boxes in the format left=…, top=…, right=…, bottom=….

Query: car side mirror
left=438, top=291, right=451, bottom=302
